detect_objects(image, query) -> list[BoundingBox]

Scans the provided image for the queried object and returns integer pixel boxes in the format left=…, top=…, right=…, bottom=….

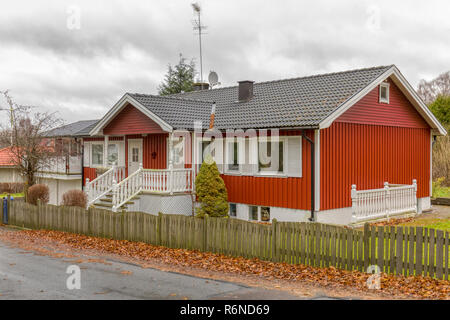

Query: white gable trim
left=319, top=66, right=447, bottom=136
left=89, top=94, right=173, bottom=136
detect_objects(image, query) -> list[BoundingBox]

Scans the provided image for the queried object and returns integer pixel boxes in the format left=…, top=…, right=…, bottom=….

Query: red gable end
left=337, top=78, right=429, bottom=128
left=103, top=103, right=166, bottom=135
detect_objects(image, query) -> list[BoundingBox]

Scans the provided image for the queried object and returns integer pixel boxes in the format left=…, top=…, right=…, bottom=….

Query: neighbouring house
left=40, top=120, right=99, bottom=205
left=0, top=146, right=23, bottom=183
left=52, top=65, right=446, bottom=225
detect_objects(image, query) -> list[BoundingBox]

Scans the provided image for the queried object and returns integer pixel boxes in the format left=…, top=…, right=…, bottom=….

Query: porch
left=85, top=165, right=193, bottom=211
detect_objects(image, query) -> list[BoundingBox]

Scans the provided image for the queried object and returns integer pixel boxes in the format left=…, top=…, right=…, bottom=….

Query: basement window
left=379, top=82, right=390, bottom=104
left=229, top=203, right=237, bottom=217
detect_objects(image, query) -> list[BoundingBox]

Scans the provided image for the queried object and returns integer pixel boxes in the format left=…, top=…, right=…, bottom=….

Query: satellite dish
left=208, top=71, right=220, bottom=88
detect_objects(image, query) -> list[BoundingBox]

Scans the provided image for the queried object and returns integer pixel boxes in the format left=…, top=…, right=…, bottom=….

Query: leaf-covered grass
left=0, top=192, right=24, bottom=198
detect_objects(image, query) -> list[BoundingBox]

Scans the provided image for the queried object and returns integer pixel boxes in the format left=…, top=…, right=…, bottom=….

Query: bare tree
left=417, top=71, right=450, bottom=105
left=0, top=90, right=63, bottom=191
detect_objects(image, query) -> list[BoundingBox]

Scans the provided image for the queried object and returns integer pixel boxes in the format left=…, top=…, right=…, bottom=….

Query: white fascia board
left=319, top=66, right=447, bottom=136
left=89, top=93, right=173, bottom=136
left=391, top=68, right=447, bottom=136
left=319, top=66, right=395, bottom=129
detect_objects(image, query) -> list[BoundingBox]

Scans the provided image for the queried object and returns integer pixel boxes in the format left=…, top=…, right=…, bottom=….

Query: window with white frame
left=172, top=137, right=185, bottom=168
left=248, top=205, right=271, bottom=222
left=379, top=82, right=390, bottom=104
left=107, top=143, right=119, bottom=165
left=249, top=206, right=258, bottom=221
left=226, top=137, right=239, bottom=172
left=229, top=203, right=237, bottom=217
left=91, top=143, right=103, bottom=166
left=222, top=135, right=302, bottom=177
left=258, top=138, right=284, bottom=174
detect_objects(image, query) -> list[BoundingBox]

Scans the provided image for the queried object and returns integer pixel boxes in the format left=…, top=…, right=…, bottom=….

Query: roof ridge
left=172, top=65, right=394, bottom=96
left=129, top=92, right=214, bottom=104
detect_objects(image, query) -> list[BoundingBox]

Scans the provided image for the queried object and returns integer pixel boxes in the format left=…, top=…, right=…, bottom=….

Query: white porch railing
left=111, top=167, right=193, bottom=212
left=85, top=166, right=126, bottom=207
left=351, top=180, right=418, bottom=223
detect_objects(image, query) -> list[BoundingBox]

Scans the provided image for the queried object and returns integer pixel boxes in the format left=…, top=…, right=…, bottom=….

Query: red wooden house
left=55, top=65, right=445, bottom=225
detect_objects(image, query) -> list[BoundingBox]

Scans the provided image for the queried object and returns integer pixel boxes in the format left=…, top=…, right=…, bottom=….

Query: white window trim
left=171, top=136, right=186, bottom=169
left=379, top=82, right=390, bottom=104
left=222, top=135, right=302, bottom=178
left=248, top=205, right=271, bottom=222
left=106, top=142, right=120, bottom=166
left=90, top=141, right=104, bottom=168
left=224, top=137, right=240, bottom=174
left=90, top=141, right=123, bottom=168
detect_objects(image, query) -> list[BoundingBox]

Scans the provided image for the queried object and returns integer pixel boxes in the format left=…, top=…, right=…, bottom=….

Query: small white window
left=249, top=206, right=258, bottom=221
left=379, top=82, right=390, bottom=104
left=229, top=203, right=237, bottom=217
left=91, top=143, right=103, bottom=166
left=107, top=144, right=118, bottom=165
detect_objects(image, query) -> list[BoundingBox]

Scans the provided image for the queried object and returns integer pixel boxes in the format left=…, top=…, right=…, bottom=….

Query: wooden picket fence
left=7, top=201, right=450, bottom=280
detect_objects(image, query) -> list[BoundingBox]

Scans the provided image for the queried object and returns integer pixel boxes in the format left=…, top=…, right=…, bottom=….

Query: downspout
left=80, top=138, right=84, bottom=191
left=301, top=130, right=315, bottom=222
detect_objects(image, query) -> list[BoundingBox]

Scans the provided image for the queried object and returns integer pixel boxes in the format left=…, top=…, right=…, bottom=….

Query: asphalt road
left=0, top=241, right=333, bottom=300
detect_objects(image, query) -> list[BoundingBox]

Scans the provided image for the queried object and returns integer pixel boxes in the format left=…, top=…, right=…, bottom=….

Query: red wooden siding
left=223, top=130, right=313, bottom=210
left=142, top=134, right=168, bottom=169
left=103, top=103, right=166, bottom=135
left=83, top=167, right=97, bottom=185
left=337, top=78, right=428, bottom=128
left=320, top=122, right=430, bottom=210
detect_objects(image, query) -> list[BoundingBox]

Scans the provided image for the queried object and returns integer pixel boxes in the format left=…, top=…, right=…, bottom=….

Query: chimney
left=193, top=82, right=209, bottom=91
left=209, top=102, right=216, bottom=129
left=238, top=80, right=254, bottom=101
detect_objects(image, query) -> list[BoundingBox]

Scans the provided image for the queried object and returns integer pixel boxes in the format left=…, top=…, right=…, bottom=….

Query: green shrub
left=195, top=156, right=229, bottom=218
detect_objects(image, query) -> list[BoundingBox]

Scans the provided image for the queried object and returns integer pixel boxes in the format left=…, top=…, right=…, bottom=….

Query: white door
left=128, top=139, right=143, bottom=174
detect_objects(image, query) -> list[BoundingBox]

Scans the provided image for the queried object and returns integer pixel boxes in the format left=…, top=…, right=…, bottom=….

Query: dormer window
left=379, top=82, right=390, bottom=104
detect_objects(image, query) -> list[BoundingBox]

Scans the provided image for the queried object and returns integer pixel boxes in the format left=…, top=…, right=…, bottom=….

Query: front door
left=128, top=139, right=143, bottom=174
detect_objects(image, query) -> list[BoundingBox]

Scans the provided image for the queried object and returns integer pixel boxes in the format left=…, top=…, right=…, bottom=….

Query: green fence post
left=203, top=214, right=209, bottom=252
left=272, top=218, right=278, bottom=262
left=157, top=212, right=162, bottom=246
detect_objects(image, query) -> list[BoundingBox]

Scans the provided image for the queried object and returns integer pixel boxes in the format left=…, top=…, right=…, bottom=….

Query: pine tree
left=195, top=155, right=229, bottom=218
left=158, top=54, right=196, bottom=96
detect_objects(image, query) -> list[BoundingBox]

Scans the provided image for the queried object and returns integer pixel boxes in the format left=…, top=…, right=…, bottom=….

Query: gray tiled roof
left=129, top=93, right=213, bottom=129
left=45, top=119, right=99, bottom=137
left=169, top=65, right=393, bottom=129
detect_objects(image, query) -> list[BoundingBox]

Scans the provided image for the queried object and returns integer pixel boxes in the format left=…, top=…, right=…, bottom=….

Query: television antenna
left=192, top=3, right=207, bottom=84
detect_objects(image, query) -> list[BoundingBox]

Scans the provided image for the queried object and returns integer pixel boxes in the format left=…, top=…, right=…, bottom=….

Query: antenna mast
left=192, top=3, right=206, bottom=84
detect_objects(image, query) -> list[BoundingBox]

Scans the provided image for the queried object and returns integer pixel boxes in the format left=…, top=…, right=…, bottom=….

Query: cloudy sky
left=0, top=0, right=449, bottom=126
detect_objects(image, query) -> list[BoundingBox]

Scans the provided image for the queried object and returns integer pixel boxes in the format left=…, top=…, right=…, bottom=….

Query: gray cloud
left=0, top=0, right=449, bottom=127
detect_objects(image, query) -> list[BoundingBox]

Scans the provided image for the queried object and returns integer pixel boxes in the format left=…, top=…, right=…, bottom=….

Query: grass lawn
left=433, top=185, right=450, bottom=198
left=0, top=192, right=24, bottom=198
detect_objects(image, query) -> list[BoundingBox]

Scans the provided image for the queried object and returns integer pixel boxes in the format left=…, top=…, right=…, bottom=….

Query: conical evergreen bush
left=195, top=156, right=229, bottom=218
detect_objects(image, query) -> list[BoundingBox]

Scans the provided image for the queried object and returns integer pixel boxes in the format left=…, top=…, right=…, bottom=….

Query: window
left=260, top=207, right=270, bottom=222
left=258, top=139, right=284, bottom=173
left=226, top=138, right=239, bottom=172
left=172, top=137, right=185, bottom=168
left=229, top=203, right=237, bottom=217
left=379, top=82, right=389, bottom=103
left=107, top=144, right=118, bottom=165
left=91, top=144, right=103, bottom=166
left=249, top=206, right=258, bottom=221
left=132, top=147, right=139, bottom=162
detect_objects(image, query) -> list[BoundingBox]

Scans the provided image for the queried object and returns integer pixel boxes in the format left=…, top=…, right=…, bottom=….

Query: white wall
left=36, top=177, right=82, bottom=205
left=0, top=168, right=24, bottom=183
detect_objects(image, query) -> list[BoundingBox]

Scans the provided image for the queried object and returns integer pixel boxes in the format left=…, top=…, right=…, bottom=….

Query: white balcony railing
left=111, top=167, right=193, bottom=212
left=39, top=155, right=82, bottom=175
left=351, top=180, right=418, bottom=223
